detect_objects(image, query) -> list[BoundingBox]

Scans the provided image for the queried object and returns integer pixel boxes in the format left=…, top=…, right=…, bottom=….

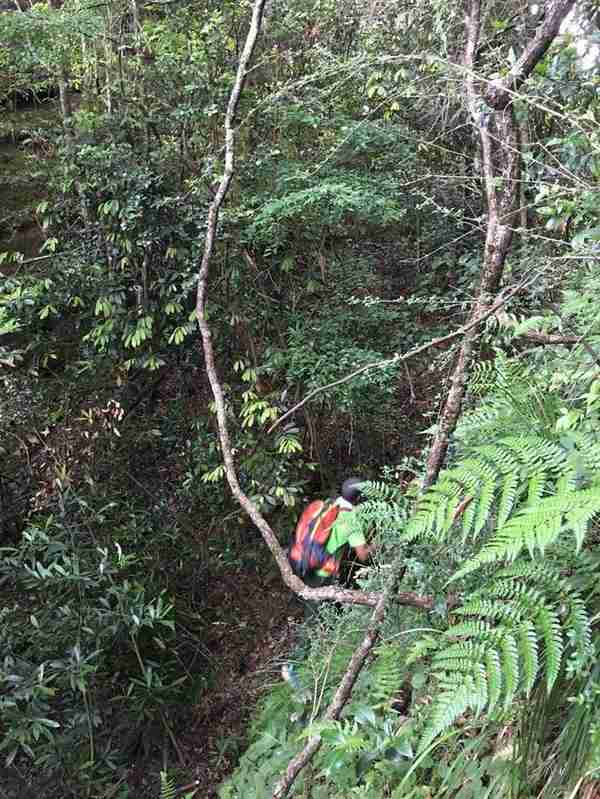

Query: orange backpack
left=288, top=499, right=349, bottom=577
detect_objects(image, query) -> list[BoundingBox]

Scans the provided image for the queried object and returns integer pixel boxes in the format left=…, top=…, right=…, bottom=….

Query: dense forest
left=1, top=0, right=600, bottom=796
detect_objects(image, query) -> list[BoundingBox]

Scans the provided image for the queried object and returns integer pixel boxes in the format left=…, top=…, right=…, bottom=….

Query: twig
left=21, top=252, right=64, bottom=265
left=547, top=303, right=600, bottom=369
left=404, top=361, right=416, bottom=403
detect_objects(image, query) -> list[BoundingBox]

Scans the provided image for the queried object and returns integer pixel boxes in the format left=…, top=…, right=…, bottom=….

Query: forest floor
left=127, top=567, right=303, bottom=798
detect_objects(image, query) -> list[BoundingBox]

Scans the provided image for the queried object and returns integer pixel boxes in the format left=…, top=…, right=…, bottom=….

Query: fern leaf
left=419, top=678, right=473, bottom=752
left=370, top=643, right=404, bottom=705
left=461, top=494, right=477, bottom=538
left=497, top=469, right=520, bottom=527
left=473, top=470, right=497, bottom=538
left=485, top=648, right=503, bottom=713
left=517, top=620, right=539, bottom=695
left=566, top=597, right=592, bottom=669
left=453, top=485, right=600, bottom=573
left=160, top=772, right=176, bottom=799
left=536, top=604, right=563, bottom=692
left=526, top=471, right=547, bottom=506
left=499, top=633, right=519, bottom=709
left=406, top=635, right=439, bottom=665
left=472, top=663, right=489, bottom=716
left=556, top=470, right=578, bottom=494
left=432, top=639, right=488, bottom=669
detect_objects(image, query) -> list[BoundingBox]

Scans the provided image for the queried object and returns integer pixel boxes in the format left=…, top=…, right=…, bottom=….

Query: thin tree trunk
left=519, top=116, right=530, bottom=235
left=48, top=0, right=72, bottom=126
left=272, top=569, right=399, bottom=798
left=423, top=0, right=574, bottom=489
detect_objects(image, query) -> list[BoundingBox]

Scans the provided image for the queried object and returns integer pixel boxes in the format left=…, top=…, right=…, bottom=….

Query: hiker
left=289, top=477, right=375, bottom=616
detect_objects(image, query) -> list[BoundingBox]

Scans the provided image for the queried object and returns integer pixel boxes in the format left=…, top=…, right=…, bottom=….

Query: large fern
left=457, top=353, right=562, bottom=443
left=398, top=358, right=600, bottom=752
left=409, top=561, right=593, bottom=750
left=406, top=433, right=600, bottom=560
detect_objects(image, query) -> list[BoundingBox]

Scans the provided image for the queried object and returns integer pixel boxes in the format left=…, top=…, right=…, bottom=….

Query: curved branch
left=192, top=0, right=437, bottom=612
left=485, top=0, right=575, bottom=109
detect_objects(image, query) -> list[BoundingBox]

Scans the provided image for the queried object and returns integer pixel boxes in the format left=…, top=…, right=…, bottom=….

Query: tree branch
left=548, top=303, right=600, bottom=368
left=518, top=331, right=581, bottom=345
left=271, top=566, right=401, bottom=799
left=485, top=0, right=575, bottom=109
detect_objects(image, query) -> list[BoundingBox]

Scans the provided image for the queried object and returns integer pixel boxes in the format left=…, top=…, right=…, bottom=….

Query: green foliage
left=160, top=771, right=176, bottom=799
left=245, top=175, right=406, bottom=253
left=406, top=430, right=600, bottom=559
left=3, top=0, right=600, bottom=796
left=368, top=643, right=405, bottom=707
left=411, top=560, right=592, bottom=750
left=0, top=498, right=193, bottom=789
left=458, top=354, right=562, bottom=442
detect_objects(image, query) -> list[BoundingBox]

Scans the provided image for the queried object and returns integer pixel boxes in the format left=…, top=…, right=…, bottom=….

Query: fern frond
left=485, top=648, right=503, bottom=713
left=456, top=597, right=521, bottom=625
left=369, top=643, right=404, bottom=705
left=536, top=605, right=563, bottom=692
left=451, top=485, right=600, bottom=576
left=359, top=480, right=403, bottom=503
left=499, top=633, right=519, bottom=709
left=461, top=494, right=478, bottom=539
left=566, top=597, right=593, bottom=668
left=432, top=640, right=489, bottom=669
left=526, top=471, right=547, bottom=506
left=420, top=677, right=474, bottom=751
left=473, top=470, right=497, bottom=538
left=412, top=558, right=592, bottom=751
left=160, top=772, right=176, bottom=799
left=472, top=663, right=489, bottom=716
left=406, top=635, right=439, bottom=665
left=517, top=620, right=539, bottom=695
left=496, top=469, right=520, bottom=527
left=568, top=432, right=600, bottom=473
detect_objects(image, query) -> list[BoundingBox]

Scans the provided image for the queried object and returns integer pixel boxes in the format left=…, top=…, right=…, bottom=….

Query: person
left=300, top=477, right=375, bottom=616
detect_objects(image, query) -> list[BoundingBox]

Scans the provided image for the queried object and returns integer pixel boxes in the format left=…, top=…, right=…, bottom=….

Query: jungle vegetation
left=1, top=0, right=600, bottom=797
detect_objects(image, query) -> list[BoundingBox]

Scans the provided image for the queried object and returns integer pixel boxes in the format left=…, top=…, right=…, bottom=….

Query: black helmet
left=341, top=477, right=365, bottom=504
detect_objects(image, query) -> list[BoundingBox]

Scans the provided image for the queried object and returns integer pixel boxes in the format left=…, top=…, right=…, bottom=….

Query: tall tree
left=423, top=0, right=576, bottom=488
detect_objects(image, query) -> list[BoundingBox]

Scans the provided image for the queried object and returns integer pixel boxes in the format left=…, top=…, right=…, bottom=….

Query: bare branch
left=548, top=303, right=600, bottom=368
left=272, top=567, right=400, bottom=799
left=485, top=0, right=576, bottom=109
left=518, top=331, right=581, bottom=345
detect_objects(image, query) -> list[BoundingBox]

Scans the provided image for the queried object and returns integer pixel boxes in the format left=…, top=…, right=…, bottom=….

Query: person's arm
left=353, top=543, right=375, bottom=562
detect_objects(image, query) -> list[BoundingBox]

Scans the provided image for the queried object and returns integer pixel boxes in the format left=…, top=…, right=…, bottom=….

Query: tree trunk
left=423, top=0, right=575, bottom=489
